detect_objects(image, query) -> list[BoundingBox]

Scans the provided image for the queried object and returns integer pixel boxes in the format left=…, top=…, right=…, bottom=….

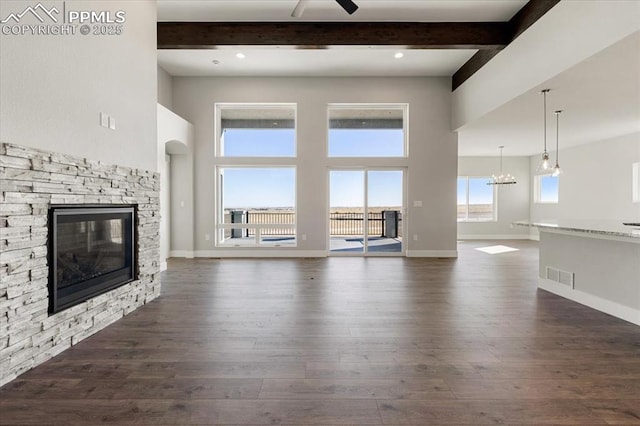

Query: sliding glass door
left=329, top=169, right=404, bottom=255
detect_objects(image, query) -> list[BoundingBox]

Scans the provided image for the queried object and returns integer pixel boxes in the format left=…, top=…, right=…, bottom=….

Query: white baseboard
left=539, top=278, right=640, bottom=326
left=194, top=250, right=327, bottom=258
left=160, top=261, right=167, bottom=272
left=169, top=250, right=195, bottom=258
left=406, top=250, right=458, bottom=258
left=457, top=234, right=532, bottom=240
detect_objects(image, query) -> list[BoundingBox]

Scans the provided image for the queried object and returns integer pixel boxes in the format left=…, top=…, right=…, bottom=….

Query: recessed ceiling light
left=212, top=60, right=220, bottom=65
left=394, top=52, right=404, bottom=59
left=236, top=52, right=246, bottom=59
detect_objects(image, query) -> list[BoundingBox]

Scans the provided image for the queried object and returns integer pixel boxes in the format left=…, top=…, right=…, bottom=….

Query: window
left=216, top=104, right=296, bottom=157
left=328, top=104, right=407, bottom=157
left=457, top=177, right=496, bottom=222
left=535, top=174, right=559, bottom=203
left=217, top=167, right=296, bottom=247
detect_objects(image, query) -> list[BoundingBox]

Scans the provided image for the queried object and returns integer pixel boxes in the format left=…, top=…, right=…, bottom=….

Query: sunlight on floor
left=475, top=245, right=520, bottom=254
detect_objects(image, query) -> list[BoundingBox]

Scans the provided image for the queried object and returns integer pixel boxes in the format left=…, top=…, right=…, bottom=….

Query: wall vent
left=546, top=266, right=575, bottom=289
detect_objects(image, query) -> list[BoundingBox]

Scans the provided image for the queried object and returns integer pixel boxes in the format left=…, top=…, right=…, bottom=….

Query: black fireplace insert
left=49, top=205, right=137, bottom=314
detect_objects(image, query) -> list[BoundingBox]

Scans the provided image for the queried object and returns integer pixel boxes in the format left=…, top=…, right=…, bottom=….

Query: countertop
left=512, top=219, right=640, bottom=239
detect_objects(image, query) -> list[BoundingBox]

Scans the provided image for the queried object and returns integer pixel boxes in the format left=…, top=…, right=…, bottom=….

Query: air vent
left=546, top=266, right=575, bottom=289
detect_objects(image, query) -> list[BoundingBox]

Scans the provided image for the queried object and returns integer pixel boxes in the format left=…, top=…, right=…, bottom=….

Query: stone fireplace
left=0, top=143, right=161, bottom=386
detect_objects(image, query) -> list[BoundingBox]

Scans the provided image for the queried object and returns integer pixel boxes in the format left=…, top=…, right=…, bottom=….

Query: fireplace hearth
left=49, top=205, right=137, bottom=313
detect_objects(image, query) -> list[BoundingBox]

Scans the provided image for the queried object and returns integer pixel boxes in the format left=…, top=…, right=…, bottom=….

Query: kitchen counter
left=512, top=219, right=640, bottom=242
left=512, top=219, right=640, bottom=326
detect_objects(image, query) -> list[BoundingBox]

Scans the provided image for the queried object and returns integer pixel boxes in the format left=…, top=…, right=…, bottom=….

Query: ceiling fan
left=291, top=0, right=359, bottom=18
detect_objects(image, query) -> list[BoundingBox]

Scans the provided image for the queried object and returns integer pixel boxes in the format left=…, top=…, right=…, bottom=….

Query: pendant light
left=536, top=89, right=551, bottom=173
left=488, top=146, right=517, bottom=185
left=552, top=110, right=563, bottom=177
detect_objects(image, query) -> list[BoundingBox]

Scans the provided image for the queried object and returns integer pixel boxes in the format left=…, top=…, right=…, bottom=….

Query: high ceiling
left=156, top=1, right=640, bottom=157
left=157, top=48, right=477, bottom=77
left=156, top=0, right=523, bottom=78
left=157, top=0, right=527, bottom=22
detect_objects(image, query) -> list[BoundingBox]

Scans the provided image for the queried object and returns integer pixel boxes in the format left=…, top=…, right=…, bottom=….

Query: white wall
left=530, top=132, right=640, bottom=226
left=158, top=66, right=174, bottom=110
left=0, top=0, right=157, bottom=172
left=157, top=104, right=195, bottom=262
left=458, top=156, right=531, bottom=239
left=171, top=77, right=458, bottom=257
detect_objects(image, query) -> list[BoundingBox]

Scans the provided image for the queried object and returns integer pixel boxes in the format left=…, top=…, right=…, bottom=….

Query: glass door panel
left=329, top=170, right=365, bottom=253
left=367, top=170, right=403, bottom=253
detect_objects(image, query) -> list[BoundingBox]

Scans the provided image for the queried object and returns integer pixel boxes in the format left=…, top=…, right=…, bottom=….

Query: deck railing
left=224, top=210, right=402, bottom=238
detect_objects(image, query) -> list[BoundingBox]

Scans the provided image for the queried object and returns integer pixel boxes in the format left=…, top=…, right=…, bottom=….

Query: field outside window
left=216, top=167, right=296, bottom=247
left=457, top=176, right=496, bottom=222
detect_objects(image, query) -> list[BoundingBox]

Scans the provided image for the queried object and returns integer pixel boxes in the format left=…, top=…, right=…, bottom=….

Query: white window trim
left=457, top=176, right=498, bottom=223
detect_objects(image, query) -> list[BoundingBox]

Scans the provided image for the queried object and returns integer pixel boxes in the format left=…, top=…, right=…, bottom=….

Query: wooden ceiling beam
left=452, top=0, right=562, bottom=90
left=157, top=22, right=510, bottom=50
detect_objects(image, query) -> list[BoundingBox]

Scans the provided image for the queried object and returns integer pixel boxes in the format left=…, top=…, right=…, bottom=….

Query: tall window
left=215, top=104, right=297, bottom=247
left=217, top=167, right=296, bottom=246
left=534, top=175, right=559, bottom=203
left=217, top=104, right=296, bottom=157
left=328, top=104, right=407, bottom=157
left=457, top=177, right=496, bottom=222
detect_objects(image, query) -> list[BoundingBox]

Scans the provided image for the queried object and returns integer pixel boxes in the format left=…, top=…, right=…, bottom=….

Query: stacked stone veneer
left=0, top=143, right=161, bottom=386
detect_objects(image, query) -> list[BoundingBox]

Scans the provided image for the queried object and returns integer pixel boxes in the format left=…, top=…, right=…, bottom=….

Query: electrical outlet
left=205, top=234, right=210, bottom=241
left=413, top=200, right=423, bottom=207
left=413, top=234, right=418, bottom=241
left=301, top=234, right=307, bottom=241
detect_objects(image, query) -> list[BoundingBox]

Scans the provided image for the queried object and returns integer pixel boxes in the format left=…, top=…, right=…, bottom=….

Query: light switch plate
left=100, top=112, right=108, bottom=127
left=413, top=200, right=423, bottom=207
left=108, top=116, right=116, bottom=130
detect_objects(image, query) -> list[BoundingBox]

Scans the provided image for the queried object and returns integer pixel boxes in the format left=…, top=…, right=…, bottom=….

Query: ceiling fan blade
left=291, top=0, right=310, bottom=18
left=335, top=0, right=359, bottom=15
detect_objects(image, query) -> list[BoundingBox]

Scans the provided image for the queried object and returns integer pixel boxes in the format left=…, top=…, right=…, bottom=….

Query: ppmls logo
left=1, top=2, right=126, bottom=36
left=1, top=2, right=59, bottom=24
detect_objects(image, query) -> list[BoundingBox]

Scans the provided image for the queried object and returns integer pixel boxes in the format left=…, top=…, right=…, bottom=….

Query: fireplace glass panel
left=56, top=218, right=127, bottom=288
left=50, top=206, right=136, bottom=313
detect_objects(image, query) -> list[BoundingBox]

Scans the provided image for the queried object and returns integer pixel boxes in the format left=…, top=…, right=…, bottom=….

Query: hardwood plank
left=584, top=399, right=640, bottom=425
left=0, top=399, right=383, bottom=425
left=446, top=378, right=640, bottom=400
left=377, top=399, right=607, bottom=425
left=259, top=378, right=454, bottom=400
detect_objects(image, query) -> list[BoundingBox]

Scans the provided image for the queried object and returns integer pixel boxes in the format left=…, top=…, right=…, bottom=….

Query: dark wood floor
left=1, top=240, right=639, bottom=425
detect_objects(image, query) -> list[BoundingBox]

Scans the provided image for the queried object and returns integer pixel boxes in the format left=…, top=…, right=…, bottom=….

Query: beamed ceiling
left=157, top=0, right=561, bottom=89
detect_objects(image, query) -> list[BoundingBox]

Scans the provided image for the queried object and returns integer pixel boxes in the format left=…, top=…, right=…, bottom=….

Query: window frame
left=457, top=176, right=498, bottom=223
left=215, top=103, right=298, bottom=158
left=326, top=103, right=409, bottom=158
left=534, top=174, right=560, bottom=204
left=215, top=165, right=297, bottom=248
